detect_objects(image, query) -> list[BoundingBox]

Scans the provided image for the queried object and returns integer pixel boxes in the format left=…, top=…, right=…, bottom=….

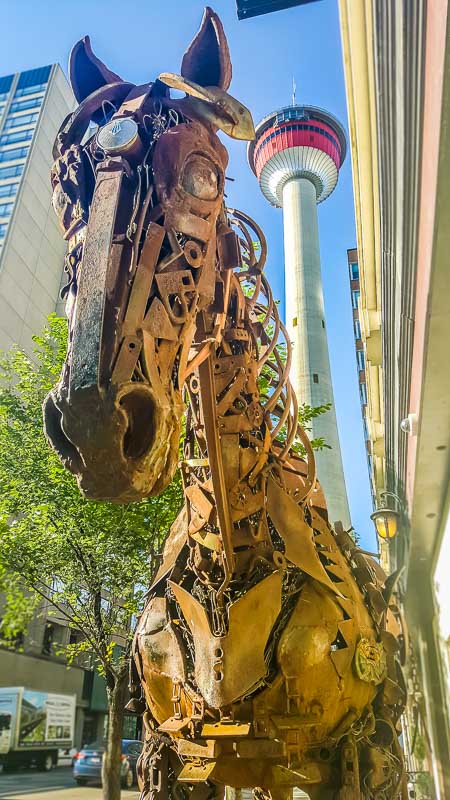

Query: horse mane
left=201, top=206, right=315, bottom=474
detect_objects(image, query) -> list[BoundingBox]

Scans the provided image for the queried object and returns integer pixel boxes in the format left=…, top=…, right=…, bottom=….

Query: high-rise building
left=0, top=64, right=73, bottom=354
left=248, top=105, right=351, bottom=528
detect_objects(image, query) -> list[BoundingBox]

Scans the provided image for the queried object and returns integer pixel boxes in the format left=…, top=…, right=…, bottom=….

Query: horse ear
left=69, top=36, right=124, bottom=103
left=181, top=7, right=232, bottom=91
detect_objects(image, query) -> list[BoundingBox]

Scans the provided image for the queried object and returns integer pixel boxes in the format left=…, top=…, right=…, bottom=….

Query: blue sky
left=1, top=0, right=376, bottom=550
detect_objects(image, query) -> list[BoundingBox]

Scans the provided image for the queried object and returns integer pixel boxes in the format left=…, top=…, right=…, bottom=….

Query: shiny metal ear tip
left=239, top=114, right=256, bottom=142
left=157, top=72, right=255, bottom=141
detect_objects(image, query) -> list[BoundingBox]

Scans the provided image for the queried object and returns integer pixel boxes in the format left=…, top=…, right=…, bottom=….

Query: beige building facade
left=339, top=1, right=450, bottom=796
left=0, top=63, right=73, bottom=355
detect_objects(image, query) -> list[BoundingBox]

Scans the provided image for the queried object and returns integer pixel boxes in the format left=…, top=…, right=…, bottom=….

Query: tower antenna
left=292, top=76, right=296, bottom=106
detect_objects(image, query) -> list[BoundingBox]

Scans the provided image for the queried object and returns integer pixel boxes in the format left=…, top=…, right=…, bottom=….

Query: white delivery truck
left=0, top=687, right=76, bottom=772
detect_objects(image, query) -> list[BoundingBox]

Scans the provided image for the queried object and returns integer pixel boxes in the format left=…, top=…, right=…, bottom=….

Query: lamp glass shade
left=370, top=508, right=399, bottom=540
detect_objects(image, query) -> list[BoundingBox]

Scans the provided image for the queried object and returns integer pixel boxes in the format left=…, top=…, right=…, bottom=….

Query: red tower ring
left=248, top=105, right=347, bottom=206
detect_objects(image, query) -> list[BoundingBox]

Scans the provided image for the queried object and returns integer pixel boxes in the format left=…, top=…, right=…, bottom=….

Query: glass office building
left=0, top=64, right=73, bottom=353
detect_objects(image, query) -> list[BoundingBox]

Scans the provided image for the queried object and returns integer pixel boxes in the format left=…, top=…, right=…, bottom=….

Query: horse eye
left=182, top=156, right=219, bottom=201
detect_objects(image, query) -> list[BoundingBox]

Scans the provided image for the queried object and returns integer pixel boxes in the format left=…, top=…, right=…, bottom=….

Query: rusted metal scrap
left=44, top=7, right=407, bottom=799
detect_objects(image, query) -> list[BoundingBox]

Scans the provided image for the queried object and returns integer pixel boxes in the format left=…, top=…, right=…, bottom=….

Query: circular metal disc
left=97, top=117, right=139, bottom=154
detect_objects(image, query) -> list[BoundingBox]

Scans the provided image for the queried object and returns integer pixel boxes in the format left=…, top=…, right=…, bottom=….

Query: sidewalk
left=0, top=788, right=139, bottom=800
left=0, top=767, right=139, bottom=800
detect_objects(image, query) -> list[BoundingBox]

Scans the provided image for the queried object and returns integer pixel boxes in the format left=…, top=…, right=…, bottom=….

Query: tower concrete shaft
left=283, top=176, right=350, bottom=526
left=248, top=105, right=351, bottom=528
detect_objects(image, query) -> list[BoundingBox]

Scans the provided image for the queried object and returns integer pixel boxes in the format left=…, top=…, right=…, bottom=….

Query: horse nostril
left=119, top=388, right=156, bottom=460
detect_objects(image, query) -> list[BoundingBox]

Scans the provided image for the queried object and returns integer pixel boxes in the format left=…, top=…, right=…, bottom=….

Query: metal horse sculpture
left=44, top=9, right=407, bottom=799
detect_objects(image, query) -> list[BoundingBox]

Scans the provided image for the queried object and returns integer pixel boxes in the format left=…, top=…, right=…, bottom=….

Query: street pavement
left=0, top=766, right=139, bottom=799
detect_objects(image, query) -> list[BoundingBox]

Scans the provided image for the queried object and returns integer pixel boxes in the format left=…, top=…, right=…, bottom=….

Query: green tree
left=0, top=311, right=331, bottom=798
left=0, top=315, right=183, bottom=800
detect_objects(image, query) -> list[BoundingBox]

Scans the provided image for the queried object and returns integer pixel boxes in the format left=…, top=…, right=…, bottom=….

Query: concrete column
left=282, top=177, right=350, bottom=528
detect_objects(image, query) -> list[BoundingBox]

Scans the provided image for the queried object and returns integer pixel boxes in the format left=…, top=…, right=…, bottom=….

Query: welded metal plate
left=169, top=571, right=282, bottom=707
left=70, top=165, right=124, bottom=394
left=201, top=722, right=251, bottom=737
left=267, top=475, right=343, bottom=596
left=177, top=761, right=216, bottom=782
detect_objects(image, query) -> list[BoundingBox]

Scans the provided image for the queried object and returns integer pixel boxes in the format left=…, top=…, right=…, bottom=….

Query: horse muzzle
left=43, top=381, right=182, bottom=502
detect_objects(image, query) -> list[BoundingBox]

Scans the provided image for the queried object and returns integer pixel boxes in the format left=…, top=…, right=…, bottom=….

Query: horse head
left=43, top=7, right=255, bottom=502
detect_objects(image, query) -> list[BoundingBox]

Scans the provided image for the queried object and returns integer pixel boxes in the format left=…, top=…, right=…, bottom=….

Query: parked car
left=73, top=739, right=143, bottom=788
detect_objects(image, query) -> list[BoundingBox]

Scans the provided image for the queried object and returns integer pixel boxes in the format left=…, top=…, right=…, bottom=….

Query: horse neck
left=180, top=214, right=317, bottom=592
left=183, top=272, right=279, bottom=530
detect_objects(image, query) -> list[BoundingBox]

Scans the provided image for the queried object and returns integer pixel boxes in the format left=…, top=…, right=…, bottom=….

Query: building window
left=4, top=112, right=39, bottom=129
left=254, top=121, right=340, bottom=163
left=0, top=75, right=13, bottom=101
left=14, top=83, right=47, bottom=99
left=0, top=145, right=29, bottom=163
left=41, top=621, right=65, bottom=656
left=350, top=262, right=359, bottom=280
left=359, top=382, right=368, bottom=405
left=363, top=416, right=369, bottom=442
left=354, top=319, right=361, bottom=339
left=356, top=350, right=365, bottom=371
left=101, top=598, right=111, bottom=615
left=351, top=289, right=360, bottom=310
left=14, top=67, right=50, bottom=99
left=9, top=97, right=43, bottom=113
left=50, top=576, right=65, bottom=595
left=0, top=129, right=34, bottom=146
left=116, top=607, right=130, bottom=630
left=0, top=202, right=14, bottom=217
left=16, top=65, right=51, bottom=89
left=0, top=164, right=24, bottom=180
left=82, top=670, right=94, bottom=702
left=322, top=319, right=325, bottom=328
left=292, top=316, right=297, bottom=327
left=313, top=373, right=319, bottom=384
left=69, top=629, right=81, bottom=646
left=42, top=623, right=55, bottom=655
left=0, top=223, right=8, bottom=238
left=0, top=183, right=18, bottom=199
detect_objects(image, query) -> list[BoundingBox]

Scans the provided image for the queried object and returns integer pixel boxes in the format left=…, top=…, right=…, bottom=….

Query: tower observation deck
left=248, top=105, right=351, bottom=528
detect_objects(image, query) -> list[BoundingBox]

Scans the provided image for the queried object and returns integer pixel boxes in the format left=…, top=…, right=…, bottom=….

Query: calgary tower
left=248, top=104, right=350, bottom=528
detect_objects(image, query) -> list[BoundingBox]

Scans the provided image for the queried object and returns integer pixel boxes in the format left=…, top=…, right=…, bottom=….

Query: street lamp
left=370, top=491, right=401, bottom=541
